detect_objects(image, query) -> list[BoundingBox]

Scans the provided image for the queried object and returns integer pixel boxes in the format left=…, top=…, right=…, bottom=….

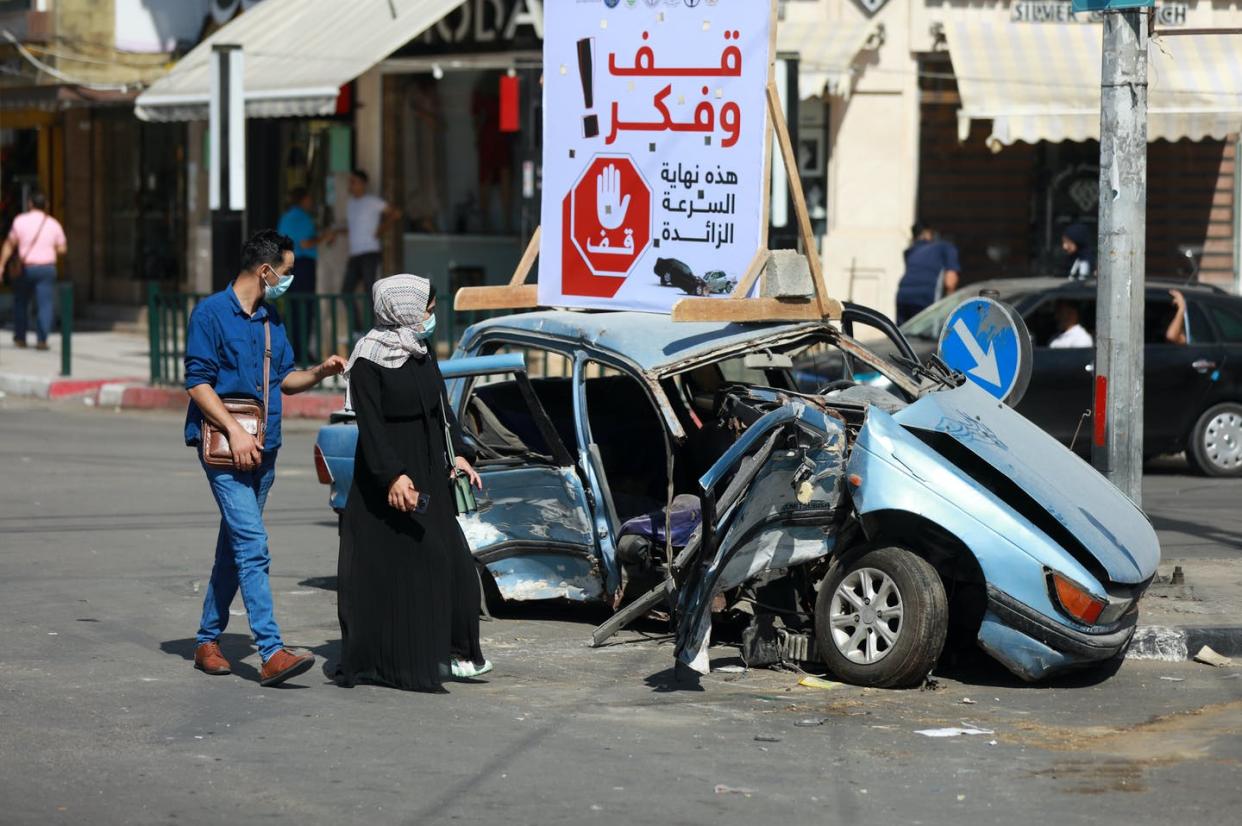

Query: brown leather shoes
left=259, top=648, right=315, bottom=687
left=194, top=641, right=232, bottom=675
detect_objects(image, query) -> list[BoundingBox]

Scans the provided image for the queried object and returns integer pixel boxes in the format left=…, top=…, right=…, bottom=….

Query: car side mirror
left=743, top=353, right=794, bottom=371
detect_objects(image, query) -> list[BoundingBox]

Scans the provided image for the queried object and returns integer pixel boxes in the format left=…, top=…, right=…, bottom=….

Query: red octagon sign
left=561, top=155, right=652, bottom=298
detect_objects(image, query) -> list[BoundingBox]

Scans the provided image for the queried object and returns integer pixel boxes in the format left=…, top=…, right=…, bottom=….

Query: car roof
left=962, top=276, right=1228, bottom=298
left=461, top=310, right=822, bottom=374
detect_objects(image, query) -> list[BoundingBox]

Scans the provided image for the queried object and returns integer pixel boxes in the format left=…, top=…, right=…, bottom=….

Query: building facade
left=801, top=0, right=1242, bottom=312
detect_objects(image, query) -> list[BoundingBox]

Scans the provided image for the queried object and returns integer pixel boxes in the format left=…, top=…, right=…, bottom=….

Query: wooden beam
left=509, top=225, right=541, bottom=286
left=766, top=81, right=832, bottom=319
left=671, top=296, right=842, bottom=323
left=729, top=248, right=768, bottom=299
left=454, top=284, right=539, bottom=312
left=759, top=0, right=778, bottom=250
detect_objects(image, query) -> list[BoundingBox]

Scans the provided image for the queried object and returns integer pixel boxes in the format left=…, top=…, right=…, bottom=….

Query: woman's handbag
left=201, top=321, right=270, bottom=469
left=442, top=402, right=478, bottom=515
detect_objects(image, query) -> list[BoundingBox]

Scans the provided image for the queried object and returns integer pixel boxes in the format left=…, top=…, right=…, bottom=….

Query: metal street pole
left=209, top=44, right=245, bottom=291
left=1092, top=9, right=1148, bottom=505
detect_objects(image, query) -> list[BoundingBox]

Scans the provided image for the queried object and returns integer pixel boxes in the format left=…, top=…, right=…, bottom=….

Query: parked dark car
left=795, top=278, right=1242, bottom=477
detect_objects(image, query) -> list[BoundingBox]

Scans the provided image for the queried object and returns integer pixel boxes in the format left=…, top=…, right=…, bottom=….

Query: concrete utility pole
left=209, top=44, right=245, bottom=291
left=1093, top=9, right=1148, bottom=505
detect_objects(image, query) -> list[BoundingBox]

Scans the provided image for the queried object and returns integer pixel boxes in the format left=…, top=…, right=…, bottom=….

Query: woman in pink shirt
left=1, top=191, right=66, bottom=350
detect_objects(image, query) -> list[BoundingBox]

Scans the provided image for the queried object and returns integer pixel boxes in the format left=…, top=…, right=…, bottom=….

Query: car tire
left=1187, top=402, right=1242, bottom=477
left=660, top=274, right=670, bottom=286
left=814, top=546, right=948, bottom=688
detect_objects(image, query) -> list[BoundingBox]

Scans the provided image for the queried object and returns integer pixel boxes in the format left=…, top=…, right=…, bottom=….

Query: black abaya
left=336, top=354, right=484, bottom=692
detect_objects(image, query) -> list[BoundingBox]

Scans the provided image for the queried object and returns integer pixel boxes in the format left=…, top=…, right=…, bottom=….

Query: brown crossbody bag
left=201, top=321, right=270, bottom=468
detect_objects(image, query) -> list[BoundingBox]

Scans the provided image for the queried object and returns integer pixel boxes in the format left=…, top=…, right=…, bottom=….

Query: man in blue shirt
left=895, top=221, right=961, bottom=325
left=276, top=188, right=335, bottom=362
left=184, top=230, right=346, bottom=687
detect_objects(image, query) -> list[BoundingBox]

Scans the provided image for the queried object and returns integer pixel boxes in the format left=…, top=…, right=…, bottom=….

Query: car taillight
left=1050, top=571, right=1106, bottom=626
left=313, top=444, right=333, bottom=485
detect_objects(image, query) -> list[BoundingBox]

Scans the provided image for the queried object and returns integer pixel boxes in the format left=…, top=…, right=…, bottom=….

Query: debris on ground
left=1193, top=645, right=1234, bottom=668
left=960, top=697, right=977, bottom=704
left=1159, top=676, right=1186, bottom=682
left=797, top=676, right=842, bottom=690
left=714, top=784, right=755, bottom=797
left=914, top=726, right=995, bottom=738
left=716, top=664, right=747, bottom=674
left=920, top=677, right=943, bottom=692
left=794, top=718, right=828, bottom=728
left=753, top=734, right=781, bottom=743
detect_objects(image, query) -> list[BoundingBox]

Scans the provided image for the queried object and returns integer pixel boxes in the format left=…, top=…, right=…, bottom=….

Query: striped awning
left=778, top=14, right=877, bottom=100
left=135, top=0, right=462, bottom=122
left=946, top=20, right=1242, bottom=146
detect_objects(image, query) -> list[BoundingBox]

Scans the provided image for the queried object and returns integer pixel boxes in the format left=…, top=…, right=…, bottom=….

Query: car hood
left=892, top=382, right=1160, bottom=584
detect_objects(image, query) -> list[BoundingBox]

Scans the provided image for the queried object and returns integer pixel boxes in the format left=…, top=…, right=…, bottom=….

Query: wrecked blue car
left=314, top=308, right=1160, bottom=686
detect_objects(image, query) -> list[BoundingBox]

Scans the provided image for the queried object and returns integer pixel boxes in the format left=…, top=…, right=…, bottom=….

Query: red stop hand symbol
left=562, top=156, right=652, bottom=298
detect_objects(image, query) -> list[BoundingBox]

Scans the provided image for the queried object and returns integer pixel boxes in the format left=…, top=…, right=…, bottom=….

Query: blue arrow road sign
left=938, top=297, right=1033, bottom=405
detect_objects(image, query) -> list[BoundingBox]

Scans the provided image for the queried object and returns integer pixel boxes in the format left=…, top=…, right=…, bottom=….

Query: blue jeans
left=13, top=264, right=56, bottom=343
left=196, top=450, right=285, bottom=661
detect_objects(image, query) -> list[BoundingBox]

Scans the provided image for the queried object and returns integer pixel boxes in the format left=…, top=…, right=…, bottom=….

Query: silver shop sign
left=1010, top=0, right=1187, bottom=25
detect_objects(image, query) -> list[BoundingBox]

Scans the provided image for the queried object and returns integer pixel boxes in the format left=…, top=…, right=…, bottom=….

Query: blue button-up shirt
left=184, top=286, right=296, bottom=450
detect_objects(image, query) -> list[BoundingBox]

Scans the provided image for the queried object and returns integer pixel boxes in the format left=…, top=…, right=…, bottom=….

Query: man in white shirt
left=1049, top=300, right=1094, bottom=349
left=341, top=169, right=402, bottom=332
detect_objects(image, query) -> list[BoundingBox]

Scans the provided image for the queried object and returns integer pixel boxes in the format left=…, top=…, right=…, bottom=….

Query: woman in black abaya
left=335, top=274, right=489, bottom=692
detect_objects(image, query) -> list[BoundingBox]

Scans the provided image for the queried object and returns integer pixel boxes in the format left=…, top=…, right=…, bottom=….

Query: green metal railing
left=146, top=285, right=517, bottom=387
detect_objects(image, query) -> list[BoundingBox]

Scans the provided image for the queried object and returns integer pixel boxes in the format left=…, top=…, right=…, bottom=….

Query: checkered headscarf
left=344, top=274, right=431, bottom=407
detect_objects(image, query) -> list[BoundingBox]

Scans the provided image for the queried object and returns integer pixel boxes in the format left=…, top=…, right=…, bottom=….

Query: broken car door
left=448, top=353, right=603, bottom=603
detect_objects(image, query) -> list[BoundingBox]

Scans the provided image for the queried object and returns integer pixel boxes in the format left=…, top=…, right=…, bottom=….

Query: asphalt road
left=1, top=399, right=1240, bottom=825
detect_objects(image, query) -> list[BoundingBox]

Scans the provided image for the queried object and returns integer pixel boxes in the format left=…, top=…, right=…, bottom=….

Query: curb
left=0, top=372, right=144, bottom=401
left=1126, top=625, right=1242, bottom=661
left=2, top=372, right=344, bottom=420
left=95, top=382, right=344, bottom=420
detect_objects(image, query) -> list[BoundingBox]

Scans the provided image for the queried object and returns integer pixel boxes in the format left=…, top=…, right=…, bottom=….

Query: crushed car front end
left=847, top=381, right=1160, bottom=681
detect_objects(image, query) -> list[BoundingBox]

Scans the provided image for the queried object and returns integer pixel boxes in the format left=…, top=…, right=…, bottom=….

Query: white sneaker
left=450, top=658, right=494, bottom=679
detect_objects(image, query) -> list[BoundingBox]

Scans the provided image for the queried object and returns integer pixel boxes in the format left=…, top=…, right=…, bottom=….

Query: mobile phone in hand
left=413, top=492, right=430, bottom=514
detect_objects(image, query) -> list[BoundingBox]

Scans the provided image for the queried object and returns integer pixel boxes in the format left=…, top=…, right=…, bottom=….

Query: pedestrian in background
left=895, top=220, right=960, bottom=325
left=0, top=191, right=66, bottom=351
left=1061, top=223, right=1096, bottom=280
left=340, top=169, right=402, bottom=334
left=1049, top=300, right=1094, bottom=349
left=184, top=229, right=346, bottom=687
left=277, top=187, right=336, bottom=363
left=335, top=274, right=489, bottom=693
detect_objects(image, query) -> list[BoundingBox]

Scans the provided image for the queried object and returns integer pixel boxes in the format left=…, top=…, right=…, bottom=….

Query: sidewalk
left=0, top=328, right=344, bottom=417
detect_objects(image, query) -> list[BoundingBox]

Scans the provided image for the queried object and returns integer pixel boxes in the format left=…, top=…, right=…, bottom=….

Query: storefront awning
left=134, top=0, right=463, bottom=122
left=777, top=17, right=877, bottom=100
left=946, top=20, right=1242, bottom=146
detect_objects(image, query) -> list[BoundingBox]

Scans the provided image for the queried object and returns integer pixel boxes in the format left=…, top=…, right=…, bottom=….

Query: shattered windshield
left=697, top=329, right=925, bottom=399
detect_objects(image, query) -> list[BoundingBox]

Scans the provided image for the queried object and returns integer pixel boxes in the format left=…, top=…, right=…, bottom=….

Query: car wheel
left=814, top=546, right=947, bottom=688
left=1187, top=402, right=1242, bottom=477
left=660, top=274, right=670, bottom=286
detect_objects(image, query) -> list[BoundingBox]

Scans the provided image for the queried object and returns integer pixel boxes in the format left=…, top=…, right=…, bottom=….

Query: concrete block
left=760, top=250, right=814, bottom=299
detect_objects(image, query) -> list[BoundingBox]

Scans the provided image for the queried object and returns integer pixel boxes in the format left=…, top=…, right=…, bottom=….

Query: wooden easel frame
left=455, top=0, right=841, bottom=322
